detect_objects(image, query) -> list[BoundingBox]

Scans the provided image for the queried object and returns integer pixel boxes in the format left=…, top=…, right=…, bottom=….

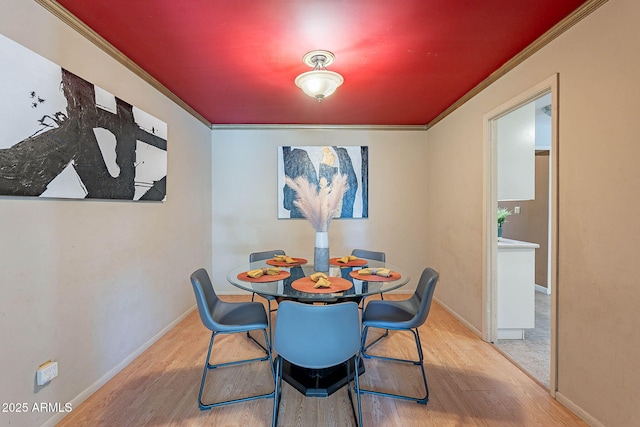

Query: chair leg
left=247, top=297, right=276, bottom=353
left=266, top=299, right=273, bottom=345
left=246, top=330, right=271, bottom=354
left=355, top=355, right=363, bottom=426
left=272, top=356, right=283, bottom=427
left=359, top=326, right=429, bottom=404
left=360, top=298, right=389, bottom=351
left=345, top=355, right=362, bottom=427
left=247, top=297, right=273, bottom=353
left=361, top=324, right=389, bottom=354
left=358, top=296, right=367, bottom=310
left=247, top=293, right=257, bottom=344
left=274, top=355, right=361, bottom=426
left=198, top=329, right=275, bottom=410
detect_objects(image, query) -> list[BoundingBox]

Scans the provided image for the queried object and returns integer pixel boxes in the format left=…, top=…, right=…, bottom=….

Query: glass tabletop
left=227, top=258, right=410, bottom=301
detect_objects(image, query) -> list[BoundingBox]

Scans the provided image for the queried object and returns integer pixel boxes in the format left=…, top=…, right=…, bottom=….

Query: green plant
left=497, top=207, right=512, bottom=227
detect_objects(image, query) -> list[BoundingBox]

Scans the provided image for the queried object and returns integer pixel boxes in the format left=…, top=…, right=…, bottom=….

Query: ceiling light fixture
left=295, top=50, right=344, bottom=102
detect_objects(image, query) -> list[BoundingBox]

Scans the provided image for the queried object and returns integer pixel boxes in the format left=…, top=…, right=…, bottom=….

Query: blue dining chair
left=360, top=267, right=439, bottom=404
left=272, top=301, right=362, bottom=427
left=190, top=268, right=275, bottom=410
left=247, top=249, right=285, bottom=349
left=351, top=248, right=386, bottom=263
left=351, top=248, right=386, bottom=303
left=351, top=249, right=388, bottom=341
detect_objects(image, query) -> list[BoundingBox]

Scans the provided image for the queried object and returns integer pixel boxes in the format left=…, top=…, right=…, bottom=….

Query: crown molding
left=34, top=0, right=212, bottom=127
left=426, top=0, right=609, bottom=129
left=211, top=124, right=427, bottom=131
left=35, top=0, right=606, bottom=130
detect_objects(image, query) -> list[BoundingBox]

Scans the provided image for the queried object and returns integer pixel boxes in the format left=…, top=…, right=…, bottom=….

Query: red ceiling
left=56, top=0, right=587, bottom=126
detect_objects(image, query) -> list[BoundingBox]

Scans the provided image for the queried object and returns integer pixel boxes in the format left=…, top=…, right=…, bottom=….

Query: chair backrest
left=274, top=301, right=360, bottom=369
left=250, top=249, right=285, bottom=262
left=406, top=267, right=439, bottom=328
left=351, top=249, right=386, bottom=262
left=190, top=268, right=222, bottom=332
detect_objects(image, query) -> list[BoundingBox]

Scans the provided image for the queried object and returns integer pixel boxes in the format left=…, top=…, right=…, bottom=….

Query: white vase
left=314, top=231, right=329, bottom=272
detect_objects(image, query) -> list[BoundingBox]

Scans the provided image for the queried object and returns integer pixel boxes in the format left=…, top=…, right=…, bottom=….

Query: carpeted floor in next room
left=494, top=291, right=551, bottom=389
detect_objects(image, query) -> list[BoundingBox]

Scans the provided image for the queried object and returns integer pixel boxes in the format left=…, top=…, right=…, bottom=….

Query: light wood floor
left=57, top=295, right=586, bottom=427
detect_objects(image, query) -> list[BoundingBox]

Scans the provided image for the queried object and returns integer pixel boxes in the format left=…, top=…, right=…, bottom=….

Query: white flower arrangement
left=285, top=173, right=349, bottom=232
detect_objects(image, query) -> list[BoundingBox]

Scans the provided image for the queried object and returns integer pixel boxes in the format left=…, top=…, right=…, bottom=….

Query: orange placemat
left=237, top=270, right=291, bottom=283
left=291, top=277, right=353, bottom=294
left=349, top=270, right=401, bottom=282
left=329, top=257, right=368, bottom=267
left=266, top=257, right=308, bottom=267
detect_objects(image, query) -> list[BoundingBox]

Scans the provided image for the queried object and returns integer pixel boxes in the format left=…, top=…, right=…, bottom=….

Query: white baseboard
left=535, top=284, right=551, bottom=294
left=430, top=298, right=603, bottom=427
left=434, top=297, right=483, bottom=338
left=434, top=300, right=604, bottom=427
left=42, top=305, right=197, bottom=427
left=497, top=328, right=525, bottom=339
left=555, top=392, right=605, bottom=427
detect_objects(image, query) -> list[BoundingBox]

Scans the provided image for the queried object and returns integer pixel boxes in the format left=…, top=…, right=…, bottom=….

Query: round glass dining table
left=227, top=257, right=412, bottom=397
left=226, top=258, right=411, bottom=302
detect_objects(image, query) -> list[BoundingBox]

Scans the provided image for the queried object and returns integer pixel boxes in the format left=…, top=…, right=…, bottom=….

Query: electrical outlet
left=514, top=206, right=520, bottom=214
left=36, top=361, right=58, bottom=385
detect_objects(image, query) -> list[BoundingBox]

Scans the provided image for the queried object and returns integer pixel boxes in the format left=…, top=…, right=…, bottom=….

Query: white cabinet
left=497, top=238, right=539, bottom=339
left=534, top=93, right=552, bottom=150
left=497, top=101, right=535, bottom=201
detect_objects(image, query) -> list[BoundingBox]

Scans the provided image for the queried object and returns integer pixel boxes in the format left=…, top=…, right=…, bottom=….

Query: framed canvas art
left=277, top=145, right=368, bottom=219
left=0, top=34, right=167, bottom=201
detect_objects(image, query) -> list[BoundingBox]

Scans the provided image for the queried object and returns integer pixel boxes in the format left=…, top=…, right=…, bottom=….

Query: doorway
left=482, top=75, right=558, bottom=395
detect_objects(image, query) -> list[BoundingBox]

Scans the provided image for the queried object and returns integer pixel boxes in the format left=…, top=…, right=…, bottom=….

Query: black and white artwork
left=0, top=34, right=167, bottom=201
left=277, top=146, right=368, bottom=219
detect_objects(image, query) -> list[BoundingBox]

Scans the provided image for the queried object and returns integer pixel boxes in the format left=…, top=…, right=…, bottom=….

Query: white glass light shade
left=295, top=70, right=344, bottom=101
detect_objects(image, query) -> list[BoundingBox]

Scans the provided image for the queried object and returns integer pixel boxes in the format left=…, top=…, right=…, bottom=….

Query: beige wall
left=211, top=128, right=429, bottom=294
left=0, top=1, right=213, bottom=426
left=426, top=0, right=640, bottom=425
left=2, top=0, right=639, bottom=426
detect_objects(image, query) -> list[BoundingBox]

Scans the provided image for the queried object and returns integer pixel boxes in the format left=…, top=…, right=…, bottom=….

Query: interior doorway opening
left=482, top=75, right=558, bottom=395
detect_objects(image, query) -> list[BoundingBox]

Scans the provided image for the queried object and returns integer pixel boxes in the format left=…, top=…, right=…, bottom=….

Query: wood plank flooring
left=57, top=295, right=586, bottom=427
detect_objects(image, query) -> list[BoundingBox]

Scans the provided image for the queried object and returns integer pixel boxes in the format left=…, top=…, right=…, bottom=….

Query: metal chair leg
left=359, top=325, right=429, bottom=404
left=360, top=296, right=389, bottom=349
left=266, top=299, right=273, bottom=345
left=345, top=355, right=362, bottom=427
left=272, top=356, right=283, bottom=427
left=247, top=297, right=274, bottom=353
left=361, top=326, right=390, bottom=354
left=355, top=354, right=363, bottom=426
left=199, top=329, right=275, bottom=410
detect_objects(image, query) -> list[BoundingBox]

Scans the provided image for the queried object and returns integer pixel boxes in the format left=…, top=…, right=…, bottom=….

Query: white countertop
left=498, top=238, right=540, bottom=249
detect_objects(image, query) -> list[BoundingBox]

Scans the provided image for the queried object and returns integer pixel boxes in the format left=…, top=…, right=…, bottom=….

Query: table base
left=282, top=358, right=365, bottom=397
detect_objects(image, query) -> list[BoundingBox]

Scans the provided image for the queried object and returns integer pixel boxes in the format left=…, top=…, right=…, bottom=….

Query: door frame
left=481, top=74, right=559, bottom=395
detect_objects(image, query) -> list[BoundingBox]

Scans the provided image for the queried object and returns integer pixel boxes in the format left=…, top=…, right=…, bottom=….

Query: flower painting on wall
left=277, top=146, right=368, bottom=219
left=0, top=34, right=167, bottom=201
